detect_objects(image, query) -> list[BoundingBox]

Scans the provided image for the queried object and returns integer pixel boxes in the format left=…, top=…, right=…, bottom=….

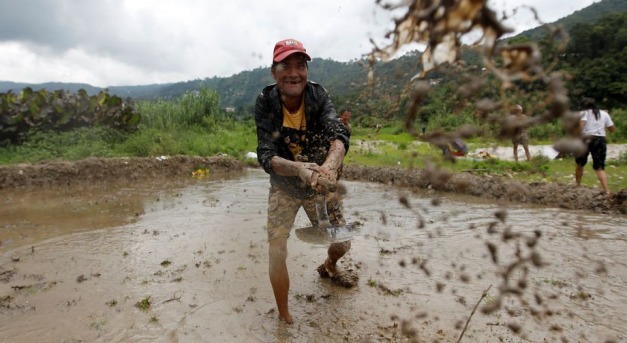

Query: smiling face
left=271, top=53, right=308, bottom=100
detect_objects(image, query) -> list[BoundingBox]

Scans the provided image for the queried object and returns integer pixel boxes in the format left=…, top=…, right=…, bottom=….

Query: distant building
left=225, top=107, right=235, bottom=113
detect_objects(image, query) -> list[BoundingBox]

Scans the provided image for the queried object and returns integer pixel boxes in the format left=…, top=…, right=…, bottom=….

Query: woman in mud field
left=575, top=98, right=616, bottom=196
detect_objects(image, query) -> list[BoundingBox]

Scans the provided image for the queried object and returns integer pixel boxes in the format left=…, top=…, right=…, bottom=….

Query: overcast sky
left=0, top=0, right=598, bottom=87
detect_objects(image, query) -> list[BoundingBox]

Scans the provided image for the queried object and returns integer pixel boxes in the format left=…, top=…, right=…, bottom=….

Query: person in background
left=575, top=98, right=616, bottom=196
left=440, top=138, right=467, bottom=159
left=254, top=38, right=352, bottom=324
left=339, top=108, right=352, bottom=133
left=511, top=104, right=531, bottom=162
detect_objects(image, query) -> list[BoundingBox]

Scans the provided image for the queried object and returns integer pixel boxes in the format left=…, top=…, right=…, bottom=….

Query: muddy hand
left=296, top=162, right=320, bottom=186
left=314, top=175, right=337, bottom=194
left=318, top=164, right=338, bottom=184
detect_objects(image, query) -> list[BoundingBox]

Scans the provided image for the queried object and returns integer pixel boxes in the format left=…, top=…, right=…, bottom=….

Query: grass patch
left=543, top=277, right=569, bottom=288
left=135, top=296, right=152, bottom=311
left=345, top=137, right=627, bottom=191
left=0, top=128, right=128, bottom=164
left=345, top=140, right=439, bottom=169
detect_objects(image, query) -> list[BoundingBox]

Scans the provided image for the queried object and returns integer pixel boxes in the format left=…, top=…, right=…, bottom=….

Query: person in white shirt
left=575, top=98, right=616, bottom=196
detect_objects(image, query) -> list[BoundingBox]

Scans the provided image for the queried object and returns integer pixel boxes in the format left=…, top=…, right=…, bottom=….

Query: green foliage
left=138, top=87, right=219, bottom=130
left=528, top=155, right=551, bottom=174
left=117, top=122, right=256, bottom=159
left=527, top=122, right=565, bottom=142
left=135, top=296, right=152, bottom=311
left=119, top=118, right=257, bottom=157
left=448, top=155, right=549, bottom=179
left=426, top=109, right=478, bottom=133
left=355, top=123, right=415, bottom=143
left=465, top=158, right=516, bottom=175
left=0, top=127, right=127, bottom=164
left=0, top=88, right=139, bottom=145
left=609, top=108, right=627, bottom=141
left=614, top=150, right=627, bottom=166
left=125, top=88, right=255, bottom=158
left=0, top=86, right=258, bottom=165
left=119, top=128, right=184, bottom=157
left=563, top=12, right=627, bottom=109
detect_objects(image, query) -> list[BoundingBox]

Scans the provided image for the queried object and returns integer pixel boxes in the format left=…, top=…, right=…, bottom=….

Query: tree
left=563, top=12, right=627, bottom=109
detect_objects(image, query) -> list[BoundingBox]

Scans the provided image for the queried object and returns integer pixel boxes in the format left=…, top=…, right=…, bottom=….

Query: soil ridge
left=0, top=156, right=624, bottom=215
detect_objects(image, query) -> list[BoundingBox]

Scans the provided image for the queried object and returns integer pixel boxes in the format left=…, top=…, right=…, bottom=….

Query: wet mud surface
left=1, top=161, right=626, bottom=342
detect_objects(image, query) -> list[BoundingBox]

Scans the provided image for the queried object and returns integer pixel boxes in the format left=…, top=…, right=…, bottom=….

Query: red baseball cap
left=273, top=39, right=312, bottom=62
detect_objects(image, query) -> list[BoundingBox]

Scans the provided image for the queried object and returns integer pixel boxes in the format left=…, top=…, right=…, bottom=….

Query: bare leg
left=323, top=240, right=351, bottom=276
left=575, top=165, right=584, bottom=187
left=524, top=145, right=531, bottom=161
left=595, top=169, right=611, bottom=196
left=513, top=144, right=519, bottom=162
left=268, top=238, right=292, bottom=324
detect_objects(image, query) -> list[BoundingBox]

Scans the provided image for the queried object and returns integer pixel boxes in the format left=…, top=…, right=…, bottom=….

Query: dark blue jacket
left=254, top=81, right=350, bottom=199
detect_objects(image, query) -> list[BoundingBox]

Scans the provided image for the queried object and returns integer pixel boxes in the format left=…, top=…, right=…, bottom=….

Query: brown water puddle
left=1, top=168, right=625, bottom=342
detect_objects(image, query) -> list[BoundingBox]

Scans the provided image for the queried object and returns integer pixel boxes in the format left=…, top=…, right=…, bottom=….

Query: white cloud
left=489, top=0, right=599, bottom=33
left=0, top=0, right=598, bottom=87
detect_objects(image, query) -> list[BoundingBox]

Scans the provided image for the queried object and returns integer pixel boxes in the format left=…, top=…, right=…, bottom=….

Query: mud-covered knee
left=268, top=238, right=288, bottom=262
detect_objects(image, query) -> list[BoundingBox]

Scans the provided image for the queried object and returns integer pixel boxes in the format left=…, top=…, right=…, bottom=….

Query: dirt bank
left=0, top=155, right=244, bottom=189
left=0, top=155, right=625, bottom=215
left=342, top=165, right=627, bottom=215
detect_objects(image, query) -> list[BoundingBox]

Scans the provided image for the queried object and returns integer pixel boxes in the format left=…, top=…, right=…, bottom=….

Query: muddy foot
left=331, top=271, right=359, bottom=288
left=317, top=264, right=332, bottom=278
left=316, top=264, right=359, bottom=288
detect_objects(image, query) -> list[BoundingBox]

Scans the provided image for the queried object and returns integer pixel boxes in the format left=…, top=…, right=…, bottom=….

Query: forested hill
left=514, top=0, right=627, bottom=41
left=0, top=54, right=420, bottom=112
left=0, top=81, right=103, bottom=95
left=131, top=57, right=378, bottom=112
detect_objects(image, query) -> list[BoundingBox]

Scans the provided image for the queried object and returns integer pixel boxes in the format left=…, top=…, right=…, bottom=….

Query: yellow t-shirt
left=282, top=99, right=307, bottom=159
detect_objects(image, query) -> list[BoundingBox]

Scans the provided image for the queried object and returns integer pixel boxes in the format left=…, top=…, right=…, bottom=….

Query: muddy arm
left=321, top=140, right=346, bottom=175
left=314, top=140, right=345, bottom=194
left=270, top=156, right=320, bottom=186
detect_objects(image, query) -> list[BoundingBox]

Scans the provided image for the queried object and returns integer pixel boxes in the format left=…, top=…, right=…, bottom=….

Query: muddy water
left=1, top=168, right=625, bottom=343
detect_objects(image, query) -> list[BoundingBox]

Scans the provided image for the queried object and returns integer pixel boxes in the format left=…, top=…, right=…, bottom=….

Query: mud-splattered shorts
left=266, top=186, right=346, bottom=241
left=511, top=131, right=529, bottom=146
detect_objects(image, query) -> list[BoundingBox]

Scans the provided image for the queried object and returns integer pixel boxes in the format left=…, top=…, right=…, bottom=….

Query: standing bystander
left=575, top=98, right=616, bottom=196
left=511, top=104, right=531, bottom=162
